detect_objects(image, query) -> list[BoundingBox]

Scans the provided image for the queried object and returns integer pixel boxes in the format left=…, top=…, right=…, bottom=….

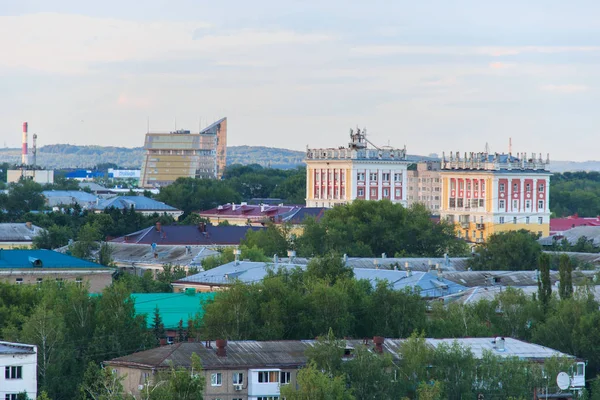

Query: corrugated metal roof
left=132, top=292, right=215, bottom=329
left=540, top=226, right=600, bottom=247
left=95, top=196, right=179, bottom=212
left=0, top=341, right=36, bottom=355
left=0, top=223, right=44, bottom=242
left=111, top=224, right=261, bottom=246
left=108, top=243, right=220, bottom=267
left=107, top=337, right=575, bottom=370
left=0, top=249, right=108, bottom=269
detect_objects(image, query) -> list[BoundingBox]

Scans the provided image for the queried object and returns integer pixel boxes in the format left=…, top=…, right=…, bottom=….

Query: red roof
left=550, top=216, right=600, bottom=235
left=198, top=204, right=300, bottom=222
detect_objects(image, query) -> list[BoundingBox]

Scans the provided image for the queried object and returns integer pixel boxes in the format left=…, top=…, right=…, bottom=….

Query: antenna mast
left=509, top=137, right=512, bottom=154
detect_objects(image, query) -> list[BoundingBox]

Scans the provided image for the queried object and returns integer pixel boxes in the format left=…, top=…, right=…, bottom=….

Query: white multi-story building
left=0, top=341, right=37, bottom=400
left=305, top=128, right=410, bottom=208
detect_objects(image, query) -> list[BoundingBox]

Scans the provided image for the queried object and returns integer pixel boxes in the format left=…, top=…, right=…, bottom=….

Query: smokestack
left=21, top=122, right=28, bottom=165
left=32, top=134, right=38, bottom=168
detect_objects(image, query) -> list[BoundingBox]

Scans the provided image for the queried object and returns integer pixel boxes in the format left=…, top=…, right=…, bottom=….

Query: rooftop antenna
left=174, top=118, right=177, bottom=131
left=509, top=137, right=512, bottom=154
left=32, top=134, right=38, bottom=169
left=485, top=142, right=490, bottom=154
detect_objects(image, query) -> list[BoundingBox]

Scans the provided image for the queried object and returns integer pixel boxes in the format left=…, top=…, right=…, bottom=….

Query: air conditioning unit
left=234, top=384, right=243, bottom=391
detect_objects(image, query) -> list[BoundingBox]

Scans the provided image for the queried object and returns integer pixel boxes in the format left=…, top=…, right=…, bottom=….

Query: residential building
left=0, top=249, right=114, bottom=293
left=140, top=117, right=227, bottom=188
left=440, top=151, right=551, bottom=243
left=198, top=204, right=325, bottom=227
left=43, top=190, right=100, bottom=209
left=539, top=226, right=600, bottom=248
left=172, top=260, right=467, bottom=298
left=106, top=337, right=583, bottom=399
left=550, top=215, right=600, bottom=236
left=0, top=223, right=45, bottom=249
left=93, top=196, right=183, bottom=219
left=0, top=341, right=37, bottom=400
left=110, top=222, right=262, bottom=246
left=406, top=161, right=442, bottom=214
left=6, top=169, right=54, bottom=184
left=305, top=128, right=410, bottom=208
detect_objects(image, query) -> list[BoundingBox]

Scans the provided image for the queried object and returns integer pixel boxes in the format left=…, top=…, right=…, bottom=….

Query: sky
left=1, top=0, right=599, bottom=160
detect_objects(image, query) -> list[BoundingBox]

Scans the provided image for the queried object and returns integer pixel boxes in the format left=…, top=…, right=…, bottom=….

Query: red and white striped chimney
left=21, top=122, right=28, bottom=165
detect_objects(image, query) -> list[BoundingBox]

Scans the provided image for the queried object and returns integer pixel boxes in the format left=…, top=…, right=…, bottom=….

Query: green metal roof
left=131, top=292, right=215, bottom=329
left=0, top=249, right=107, bottom=269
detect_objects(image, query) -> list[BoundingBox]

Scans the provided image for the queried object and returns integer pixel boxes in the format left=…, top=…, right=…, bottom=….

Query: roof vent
left=493, top=337, right=505, bottom=352
left=29, top=257, right=43, bottom=267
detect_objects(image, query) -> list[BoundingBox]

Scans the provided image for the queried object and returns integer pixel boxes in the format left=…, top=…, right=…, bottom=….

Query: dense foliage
left=551, top=171, right=600, bottom=217
left=468, top=230, right=542, bottom=271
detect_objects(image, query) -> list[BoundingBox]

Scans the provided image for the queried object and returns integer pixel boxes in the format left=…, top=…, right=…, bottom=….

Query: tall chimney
left=215, top=339, right=227, bottom=357
left=21, top=122, right=28, bottom=165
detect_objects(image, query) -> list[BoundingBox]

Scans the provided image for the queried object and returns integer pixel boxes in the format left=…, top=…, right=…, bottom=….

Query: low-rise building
left=0, top=223, right=45, bottom=249
left=198, top=204, right=325, bottom=227
left=406, top=161, right=442, bottom=214
left=550, top=215, right=600, bottom=236
left=43, top=190, right=100, bottom=209
left=94, top=196, right=183, bottom=219
left=0, top=249, right=114, bottom=293
left=106, top=337, right=583, bottom=399
left=7, top=169, right=54, bottom=184
left=0, top=341, right=37, bottom=400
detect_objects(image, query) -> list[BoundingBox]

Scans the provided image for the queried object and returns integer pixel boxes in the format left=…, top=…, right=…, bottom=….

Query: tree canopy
left=468, top=230, right=542, bottom=271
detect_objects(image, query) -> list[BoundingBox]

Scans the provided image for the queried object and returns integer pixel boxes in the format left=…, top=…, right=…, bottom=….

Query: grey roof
left=540, top=226, right=600, bottom=247
left=43, top=190, right=99, bottom=207
left=443, top=270, right=598, bottom=288
left=263, top=256, right=470, bottom=272
left=107, top=243, right=220, bottom=267
left=0, top=223, right=45, bottom=242
left=175, top=261, right=467, bottom=298
left=78, top=182, right=110, bottom=192
left=95, top=196, right=179, bottom=212
left=0, top=341, right=36, bottom=355
left=106, top=337, right=575, bottom=370
left=441, top=285, right=600, bottom=305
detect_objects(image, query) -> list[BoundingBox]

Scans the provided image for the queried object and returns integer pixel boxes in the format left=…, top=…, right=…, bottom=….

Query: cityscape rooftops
left=441, top=151, right=550, bottom=172
left=198, top=204, right=326, bottom=224
left=131, top=292, right=215, bottom=329
left=94, top=196, right=179, bottom=212
left=550, top=215, right=600, bottom=235
left=305, top=127, right=408, bottom=162
left=0, top=249, right=108, bottom=269
left=0, top=223, right=45, bottom=242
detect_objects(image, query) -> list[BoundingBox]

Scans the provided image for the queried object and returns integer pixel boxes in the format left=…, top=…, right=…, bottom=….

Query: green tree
left=280, top=361, right=355, bottom=400
left=78, top=362, right=134, bottom=400
left=143, top=353, right=205, bottom=400
left=152, top=306, right=165, bottom=343
left=469, top=230, right=542, bottom=271
left=70, top=223, right=101, bottom=259
left=242, top=222, right=291, bottom=257
left=416, top=381, right=444, bottom=400
left=558, top=254, right=574, bottom=300
left=538, top=253, right=552, bottom=311
left=33, top=225, right=72, bottom=249
left=305, top=253, right=354, bottom=285
left=342, top=345, right=400, bottom=400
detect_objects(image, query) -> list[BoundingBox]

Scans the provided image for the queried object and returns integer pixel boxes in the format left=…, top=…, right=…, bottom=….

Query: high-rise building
left=305, top=128, right=409, bottom=208
left=407, top=161, right=442, bottom=214
left=440, top=151, right=551, bottom=243
left=140, top=118, right=227, bottom=188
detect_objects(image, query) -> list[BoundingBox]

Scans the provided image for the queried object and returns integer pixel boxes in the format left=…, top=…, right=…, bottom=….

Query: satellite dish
left=557, top=372, right=571, bottom=390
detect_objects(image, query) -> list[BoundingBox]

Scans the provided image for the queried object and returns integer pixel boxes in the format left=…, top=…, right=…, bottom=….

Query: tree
left=342, top=345, right=400, bottom=400
left=33, top=225, right=72, bottom=249
left=558, top=254, right=573, bottom=300
left=152, top=306, right=165, bottom=343
left=469, top=230, right=542, bottom=271
left=143, top=353, right=205, bottom=400
left=416, top=381, right=444, bottom=400
left=98, top=242, right=114, bottom=266
left=78, top=362, right=134, bottom=400
left=241, top=222, right=291, bottom=257
left=70, top=223, right=101, bottom=260
left=280, top=361, right=355, bottom=400
left=538, top=253, right=552, bottom=311
left=305, top=253, right=354, bottom=285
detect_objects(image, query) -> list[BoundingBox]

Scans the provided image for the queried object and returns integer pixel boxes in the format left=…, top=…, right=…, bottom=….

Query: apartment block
left=406, top=161, right=442, bottom=214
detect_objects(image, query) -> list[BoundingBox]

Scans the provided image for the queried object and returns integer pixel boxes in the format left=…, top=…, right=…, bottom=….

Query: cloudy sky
left=1, top=0, right=599, bottom=160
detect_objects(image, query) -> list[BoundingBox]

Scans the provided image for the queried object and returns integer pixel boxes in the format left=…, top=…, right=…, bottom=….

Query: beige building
left=407, top=161, right=442, bottom=214
left=0, top=223, right=45, bottom=249
left=140, top=117, right=227, bottom=188
left=7, top=169, right=54, bottom=184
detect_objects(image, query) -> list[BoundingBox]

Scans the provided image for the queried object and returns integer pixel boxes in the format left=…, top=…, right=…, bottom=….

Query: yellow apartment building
left=440, top=152, right=551, bottom=243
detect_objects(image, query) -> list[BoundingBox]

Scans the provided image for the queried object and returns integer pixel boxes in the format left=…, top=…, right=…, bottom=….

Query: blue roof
left=0, top=249, right=107, bottom=269
left=65, top=170, right=105, bottom=179
left=131, top=292, right=216, bottom=329
left=177, top=261, right=466, bottom=298
left=95, top=196, right=179, bottom=211
left=43, top=190, right=99, bottom=202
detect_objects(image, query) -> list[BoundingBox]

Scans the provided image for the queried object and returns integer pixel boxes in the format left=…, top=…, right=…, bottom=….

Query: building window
left=383, top=188, right=390, bottom=197
left=357, top=172, right=365, bottom=181
left=526, top=183, right=531, bottom=192
left=499, top=183, right=505, bottom=192
left=76, top=277, right=83, bottom=287
left=357, top=188, right=364, bottom=197
left=499, top=199, right=505, bottom=209
left=457, top=198, right=464, bottom=208
left=233, top=372, right=244, bottom=385
left=479, top=199, right=484, bottom=207
left=513, top=217, right=517, bottom=224
left=538, top=217, right=543, bottom=224
left=5, top=366, right=22, bottom=379
left=334, top=187, right=339, bottom=198
left=369, top=173, right=378, bottom=181
left=315, top=187, right=320, bottom=199
left=459, top=181, right=464, bottom=190
left=36, top=278, right=43, bottom=286
left=539, top=184, right=544, bottom=192
left=512, top=199, right=518, bottom=209
left=499, top=217, right=505, bottom=224
left=257, top=397, right=280, bottom=400
left=526, top=217, right=530, bottom=224
left=15, top=278, right=23, bottom=285
left=211, top=373, right=222, bottom=386
left=258, top=371, right=279, bottom=383
left=450, top=180, right=456, bottom=190
left=513, top=183, right=518, bottom=191
left=538, top=200, right=544, bottom=209
left=370, top=188, right=377, bottom=197
left=5, top=395, right=18, bottom=400
left=382, top=173, right=390, bottom=182
left=395, top=188, right=401, bottom=198
left=525, top=200, right=531, bottom=209
left=472, top=230, right=476, bottom=239
left=315, top=171, right=320, bottom=181
left=340, top=171, right=345, bottom=181
left=467, top=181, right=471, bottom=191
left=56, top=278, right=63, bottom=288
left=394, top=173, right=402, bottom=181
left=280, top=371, right=291, bottom=384
left=449, top=198, right=456, bottom=208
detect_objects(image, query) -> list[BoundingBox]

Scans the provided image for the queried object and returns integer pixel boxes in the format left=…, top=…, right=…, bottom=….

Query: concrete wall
left=0, top=270, right=113, bottom=293
left=0, top=346, right=37, bottom=400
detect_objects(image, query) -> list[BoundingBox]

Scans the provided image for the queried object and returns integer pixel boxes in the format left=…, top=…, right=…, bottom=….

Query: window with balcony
left=258, top=371, right=279, bottom=383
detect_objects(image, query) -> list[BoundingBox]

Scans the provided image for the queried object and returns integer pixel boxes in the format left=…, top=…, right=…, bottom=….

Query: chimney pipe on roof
left=155, top=222, right=162, bottom=232
left=215, top=339, right=227, bottom=357
left=373, top=336, right=384, bottom=354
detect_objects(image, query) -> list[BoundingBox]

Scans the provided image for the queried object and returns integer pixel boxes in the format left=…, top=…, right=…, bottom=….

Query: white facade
left=0, top=341, right=37, bottom=400
left=248, top=368, right=289, bottom=400
left=7, top=170, right=54, bottom=184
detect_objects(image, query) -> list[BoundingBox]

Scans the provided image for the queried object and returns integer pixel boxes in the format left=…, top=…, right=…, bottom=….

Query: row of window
left=498, top=199, right=544, bottom=210
left=499, top=183, right=544, bottom=193
left=356, top=172, right=403, bottom=182
left=450, top=180, right=486, bottom=191
left=314, top=187, right=346, bottom=199
left=357, top=188, right=402, bottom=198
left=210, top=371, right=291, bottom=386
left=498, top=216, right=544, bottom=225
left=13, top=278, right=83, bottom=287
left=315, top=171, right=346, bottom=181
left=5, top=366, right=22, bottom=380
left=449, top=199, right=485, bottom=208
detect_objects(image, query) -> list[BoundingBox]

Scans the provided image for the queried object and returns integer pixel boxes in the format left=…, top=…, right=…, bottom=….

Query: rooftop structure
left=0, top=249, right=114, bottom=292
left=550, top=215, right=600, bottom=236
left=440, top=150, right=551, bottom=243
left=6, top=169, right=54, bottom=184
left=43, top=190, right=99, bottom=209
left=140, top=117, right=227, bottom=188
left=198, top=204, right=325, bottom=226
left=94, top=196, right=183, bottom=219
left=110, top=222, right=261, bottom=246
left=0, top=341, right=37, bottom=400
left=0, top=223, right=45, bottom=249
left=539, top=226, right=600, bottom=248
left=305, top=127, right=411, bottom=208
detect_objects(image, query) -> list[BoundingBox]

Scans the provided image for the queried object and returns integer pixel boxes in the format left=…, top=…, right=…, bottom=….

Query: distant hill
left=0, top=144, right=305, bottom=169
left=0, top=144, right=597, bottom=172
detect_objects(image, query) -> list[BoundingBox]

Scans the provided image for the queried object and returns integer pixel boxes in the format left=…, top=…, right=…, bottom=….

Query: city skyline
left=1, top=1, right=600, bottom=160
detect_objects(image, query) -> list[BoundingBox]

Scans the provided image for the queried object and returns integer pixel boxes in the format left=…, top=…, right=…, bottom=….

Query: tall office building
left=305, top=128, right=410, bottom=208
left=140, top=118, right=227, bottom=188
left=440, top=151, right=551, bottom=243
